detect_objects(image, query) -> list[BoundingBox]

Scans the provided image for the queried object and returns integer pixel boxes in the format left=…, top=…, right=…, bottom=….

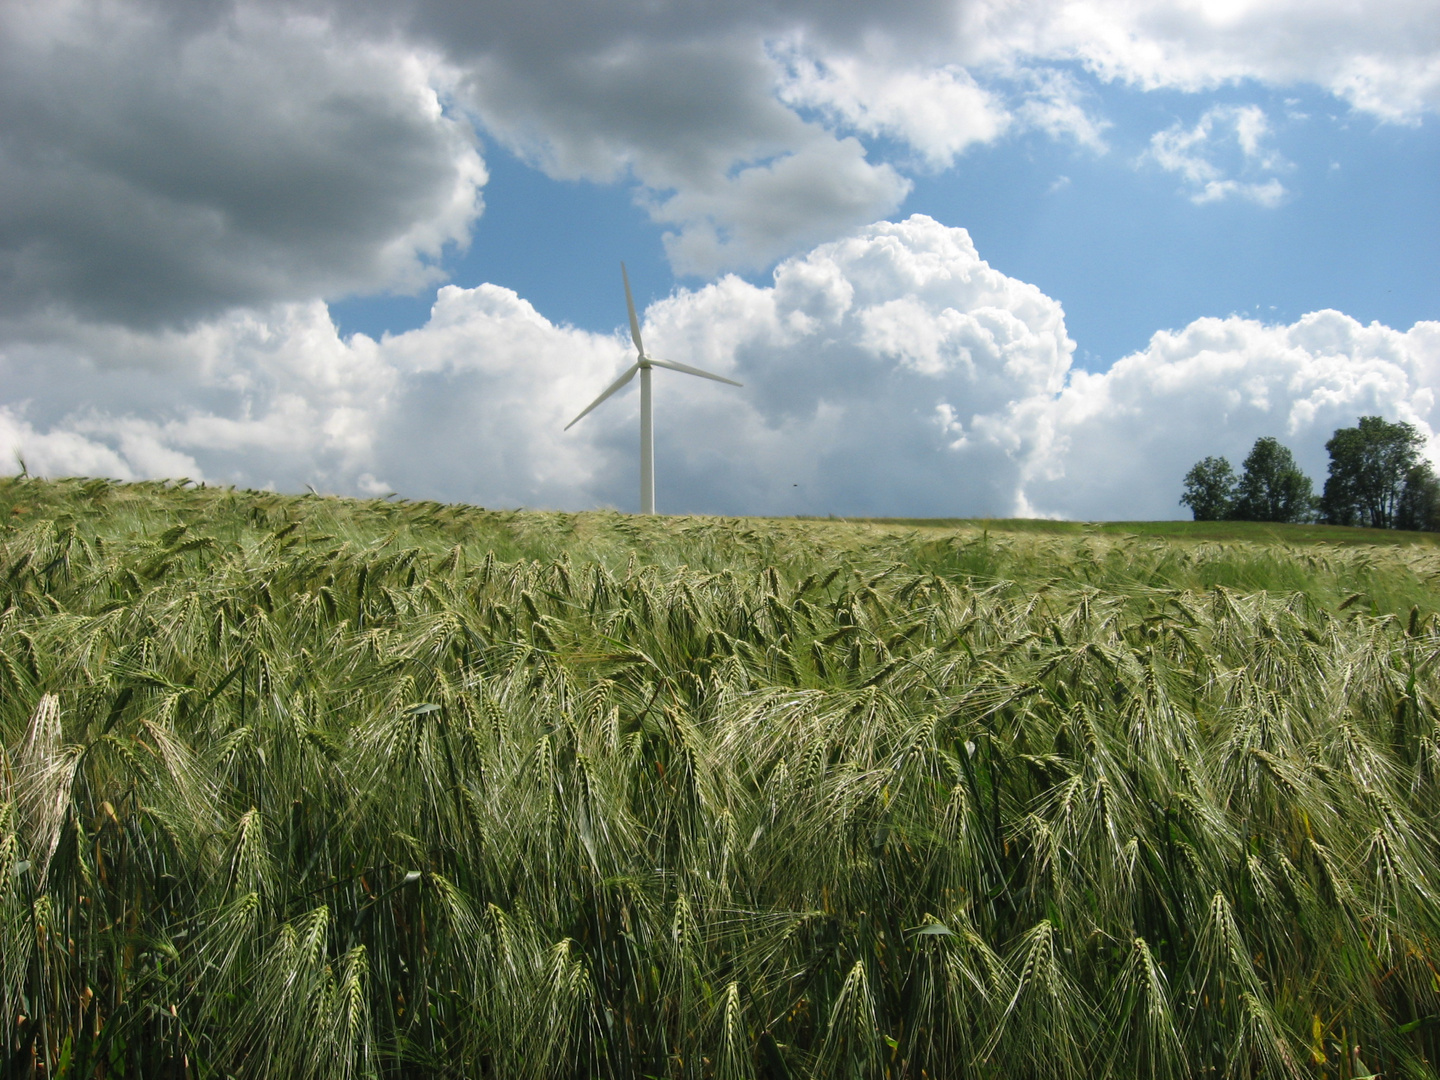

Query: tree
left=1397, top=461, right=1440, bottom=532
left=1180, top=456, right=1237, bottom=521
left=1321, top=416, right=1427, bottom=528
left=1232, top=437, right=1315, bottom=523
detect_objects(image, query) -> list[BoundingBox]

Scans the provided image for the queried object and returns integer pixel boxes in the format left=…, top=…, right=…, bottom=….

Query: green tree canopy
left=1179, top=455, right=1236, bottom=521
left=1232, top=436, right=1315, bottom=523
left=1397, top=461, right=1440, bottom=532
left=1321, top=416, right=1430, bottom=529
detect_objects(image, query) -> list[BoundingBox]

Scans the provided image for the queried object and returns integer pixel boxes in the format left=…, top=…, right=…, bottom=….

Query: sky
left=0, top=0, right=1437, bottom=519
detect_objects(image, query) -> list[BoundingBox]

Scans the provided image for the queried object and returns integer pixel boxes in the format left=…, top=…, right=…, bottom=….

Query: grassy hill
left=2, top=476, right=1438, bottom=1078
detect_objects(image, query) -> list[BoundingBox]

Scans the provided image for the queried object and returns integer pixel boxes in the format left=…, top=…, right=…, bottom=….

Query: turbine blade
left=621, top=262, right=645, bottom=355
left=564, top=362, right=640, bottom=429
left=647, top=357, right=743, bottom=387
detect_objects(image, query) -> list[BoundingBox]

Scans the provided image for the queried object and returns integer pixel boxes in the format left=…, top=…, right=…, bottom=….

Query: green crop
left=1, top=476, right=1438, bottom=1078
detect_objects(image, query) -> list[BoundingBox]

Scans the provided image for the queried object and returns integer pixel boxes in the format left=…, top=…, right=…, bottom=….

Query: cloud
left=774, top=45, right=1011, bottom=169
left=0, top=215, right=1066, bottom=513
left=652, top=136, right=912, bottom=276
left=987, top=0, right=1440, bottom=122
left=403, top=0, right=1436, bottom=274
left=0, top=288, right=621, bottom=506
left=1018, top=312, right=1440, bottom=520
left=3, top=215, right=1436, bottom=521
left=421, top=0, right=1440, bottom=188
left=454, top=26, right=916, bottom=274
left=1145, top=105, right=1289, bottom=205
left=351, top=0, right=1438, bottom=272
left=0, top=0, right=486, bottom=328
left=3, top=0, right=1435, bottom=330
left=1012, top=67, right=1110, bottom=151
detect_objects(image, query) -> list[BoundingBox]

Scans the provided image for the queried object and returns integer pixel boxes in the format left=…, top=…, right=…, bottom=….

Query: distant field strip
left=1, top=478, right=1438, bottom=1078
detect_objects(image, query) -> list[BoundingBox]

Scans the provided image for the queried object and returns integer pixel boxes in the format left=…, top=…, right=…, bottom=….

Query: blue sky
left=1, top=0, right=1437, bottom=518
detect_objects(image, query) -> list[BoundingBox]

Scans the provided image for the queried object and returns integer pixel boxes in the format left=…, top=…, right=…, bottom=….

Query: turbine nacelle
left=564, top=263, right=742, bottom=514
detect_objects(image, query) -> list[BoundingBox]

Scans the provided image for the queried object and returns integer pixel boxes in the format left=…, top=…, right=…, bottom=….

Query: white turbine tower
left=565, top=263, right=742, bottom=515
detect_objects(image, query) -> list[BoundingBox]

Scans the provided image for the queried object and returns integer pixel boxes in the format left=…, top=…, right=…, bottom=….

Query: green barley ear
left=990, top=918, right=1091, bottom=1080
left=716, top=980, right=755, bottom=1080
left=14, top=693, right=74, bottom=886
left=1098, top=936, right=1185, bottom=1080
left=813, top=960, right=880, bottom=1080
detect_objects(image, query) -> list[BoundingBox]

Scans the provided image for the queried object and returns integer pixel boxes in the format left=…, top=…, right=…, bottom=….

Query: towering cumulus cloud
left=1022, top=313, right=1440, bottom=519
left=2, top=216, right=1434, bottom=518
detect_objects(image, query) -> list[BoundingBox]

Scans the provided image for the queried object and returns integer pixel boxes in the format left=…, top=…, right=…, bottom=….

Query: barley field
left=3, top=476, right=1440, bottom=1079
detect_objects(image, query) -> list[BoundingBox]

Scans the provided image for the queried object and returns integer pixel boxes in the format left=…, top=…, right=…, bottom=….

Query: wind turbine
left=566, top=263, right=742, bottom=514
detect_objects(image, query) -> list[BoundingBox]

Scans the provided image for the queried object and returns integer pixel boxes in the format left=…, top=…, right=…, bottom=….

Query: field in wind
left=3, top=476, right=1440, bottom=1079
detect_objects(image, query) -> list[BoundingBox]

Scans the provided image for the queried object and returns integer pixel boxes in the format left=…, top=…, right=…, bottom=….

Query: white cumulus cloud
left=4, top=214, right=1433, bottom=521
left=649, top=134, right=912, bottom=277
left=983, top=0, right=1440, bottom=121
left=1019, top=312, right=1440, bottom=519
left=1145, top=105, right=1290, bottom=205
left=774, top=45, right=1012, bottom=169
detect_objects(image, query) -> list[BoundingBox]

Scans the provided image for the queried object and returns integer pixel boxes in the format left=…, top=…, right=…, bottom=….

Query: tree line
left=1181, top=415, right=1440, bottom=530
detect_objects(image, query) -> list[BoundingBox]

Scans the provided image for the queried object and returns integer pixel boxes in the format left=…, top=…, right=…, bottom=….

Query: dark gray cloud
left=5, top=0, right=1433, bottom=334
left=372, top=0, right=964, bottom=63
left=0, top=0, right=484, bottom=329
left=442, top=24, right=912, bottom=272
left=290, top=0, right=970, bottom=274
